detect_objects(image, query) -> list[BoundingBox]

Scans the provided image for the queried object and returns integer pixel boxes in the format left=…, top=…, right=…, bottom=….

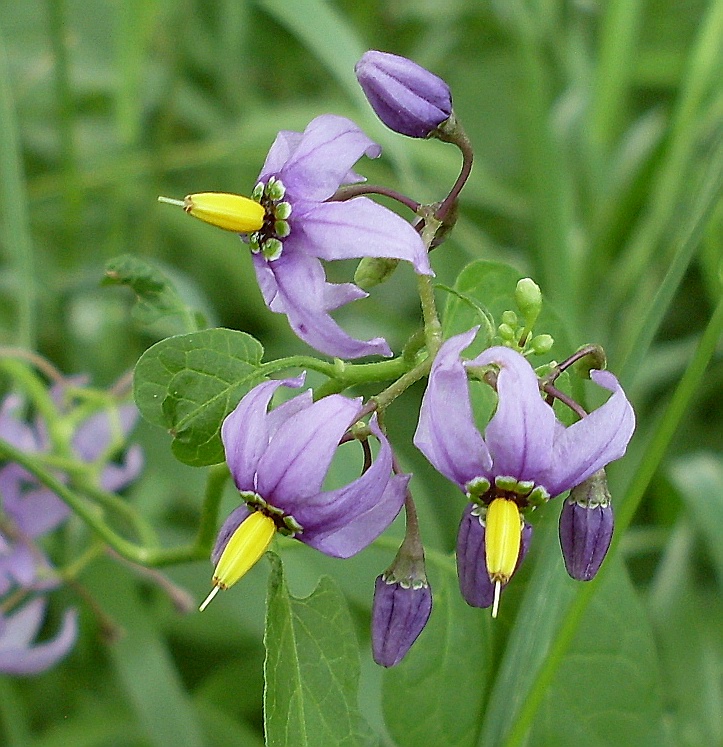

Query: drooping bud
left=158, top=192, right=265, bottom=233
left=199, top=511, right=276, bottom=611
left=355, top=50, right=453, bottom=139
left=559, top=469, right=614, bottom=581
left=514, top=278, right=543, bottom=329
left=371, top=573, right=432, bottom=667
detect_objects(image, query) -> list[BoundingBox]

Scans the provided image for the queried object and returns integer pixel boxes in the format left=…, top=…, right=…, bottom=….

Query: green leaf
left=103, top=254, right=201, bottom=332
left=527, top=557, right=666, bottom=747
left=264, top=553, right=377, bottom=747
left=382, top=566, right=491, bottom=747
left=133, top=328, right=265, bottom=466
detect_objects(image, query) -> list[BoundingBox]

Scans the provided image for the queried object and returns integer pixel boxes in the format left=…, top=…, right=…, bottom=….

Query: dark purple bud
left=372, top=574, right=432, bottom=667
left=355, top=50, right=453, bottom=138
left=455, top=503, right=532, bottom=608
left=559, top=470, right=614, bottom=581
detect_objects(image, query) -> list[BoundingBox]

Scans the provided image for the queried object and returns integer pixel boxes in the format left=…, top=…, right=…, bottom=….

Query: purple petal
left=253, top=251, right=392, bottom=359
left=259, top=129, right=304, bottom=175
left=414, top=330, right=492, bottom=490
left=469, top=346, right=556, bottom=484
left=542, top=370, right=636, bottom=497
left=72, top=404, right=139, bottom=462
left=13, top=487, right=70, bottom=538
left=296, top=419, right=407, bottom=558
left=456, top=504, right=494, bottom=608
left=100, top=444, right=144, bottom=492
left=0, top=600, right=78, bottom=675
left=262, top=115, right=381, bottom=202
left=372, top=575, right=432, bottom=667
left=257, top=394, right=362, bottom=505
left=211, top=504, right=252, bottom=565
left=294, top=198, right=432, bottom=276
left=0, top=396, right=39, bottom=451
left=221, top=376, right=305, bottom=492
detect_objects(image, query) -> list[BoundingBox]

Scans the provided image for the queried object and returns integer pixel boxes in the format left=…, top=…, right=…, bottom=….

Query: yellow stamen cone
left=159, top=192, right=265, bottom=233
left=485, top=498, right=522, bottom=618
left=199, top=511, right=275, bottom=611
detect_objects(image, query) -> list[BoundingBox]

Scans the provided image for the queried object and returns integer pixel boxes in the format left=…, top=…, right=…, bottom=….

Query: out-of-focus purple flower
left=372, top=573, right=432, bottom=667
left=414, top=329, right=635, bottom=609
left=200, top=375, right=408, bottom=609
left=355, top=51, right=453, bottom=138
left=249, top=114, right=432, bottom=358
left=0, top=392, right=142, bottom=595
left=559, top=470, right=614, bottom=581
left=0, top=598, right=78, bottom=675
left=0, top=388, right=142, bottom=674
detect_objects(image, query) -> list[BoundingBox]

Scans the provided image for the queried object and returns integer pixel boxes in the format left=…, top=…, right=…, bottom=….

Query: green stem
left=418, top=275, right=442, bottom=356
left=195, top=463, right=230, bottom=553
left=0, top=437, right=207, bottom=567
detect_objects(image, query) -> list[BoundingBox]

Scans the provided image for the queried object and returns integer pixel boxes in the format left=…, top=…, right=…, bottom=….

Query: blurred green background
left=0, top=1, right=721, bottom=745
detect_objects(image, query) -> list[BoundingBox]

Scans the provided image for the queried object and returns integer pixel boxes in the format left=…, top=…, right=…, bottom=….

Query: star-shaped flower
left=200, top=375, right=409, bottom=609
left=414, top=329, right=635, bottom=613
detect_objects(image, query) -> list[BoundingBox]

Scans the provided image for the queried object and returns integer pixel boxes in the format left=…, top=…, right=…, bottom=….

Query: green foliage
left=264, top=554, right=377, bottom=747
left=134, top=328, right=266, bottom=466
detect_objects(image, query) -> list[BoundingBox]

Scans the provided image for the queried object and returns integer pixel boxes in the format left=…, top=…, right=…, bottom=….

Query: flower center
left=249, top=177, right=293, bottom=261
left=240, top=490, right=303, bottom=537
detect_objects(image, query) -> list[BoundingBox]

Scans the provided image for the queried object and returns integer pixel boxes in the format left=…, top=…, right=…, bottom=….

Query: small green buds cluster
left=497, top=279, right=553, bottom=355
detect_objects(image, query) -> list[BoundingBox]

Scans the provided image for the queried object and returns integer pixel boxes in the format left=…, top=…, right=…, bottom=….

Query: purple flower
left=251, top=114, right=433, bottom=358
left=200, top=376, right=408, bottom=608
left=414, top=329, right=635, bottom=609
left=0, top=598, right=78, bottom=675
left=559, top=470, right=615, bottom=581
left=355, top=51, right=453, bottom=138
left=372, top=573, right=432, bottom=667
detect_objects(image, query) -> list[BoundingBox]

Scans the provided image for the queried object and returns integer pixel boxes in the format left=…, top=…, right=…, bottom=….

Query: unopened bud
left=530, top=334, right=554, bottom=355
left=559, top=470, right=614, bottom=581
left=572, top=344, right=607, bottom=380
left=371, top=574, right=432, bottom=667
left=355, top=51, right=453, bottom=139
left=515, top=278, right=543, bottom=327
left=354, top=256, right=400, bottom=290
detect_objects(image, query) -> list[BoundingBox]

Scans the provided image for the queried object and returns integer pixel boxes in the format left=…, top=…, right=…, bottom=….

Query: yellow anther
left=199, top=511, right=276, bottom=611
left=484, top=497, right=522, bottom=618
left=159, top=192, right=265, bottom=233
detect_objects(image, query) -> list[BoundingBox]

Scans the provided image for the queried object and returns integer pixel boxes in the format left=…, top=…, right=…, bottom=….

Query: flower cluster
left=161, top=50, right=636, bottom=667
left=0, top=388, right=142, bottom=674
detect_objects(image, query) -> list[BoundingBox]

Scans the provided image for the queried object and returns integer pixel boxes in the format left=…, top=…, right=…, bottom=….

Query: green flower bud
left=354, top=256, right=400, bottom=290
left=501, top=310, right=518, bottom=328
left=530, top=334, right=554, bottom=355
left=498, top=323, right=515, bottom=341
left=515, top=278, right=543, bottom=326
left=572, top=344, right=607, bottom=379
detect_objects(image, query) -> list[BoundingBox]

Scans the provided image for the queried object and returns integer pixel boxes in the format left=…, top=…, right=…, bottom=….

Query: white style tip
left=199, top=585, right=220, bottom=612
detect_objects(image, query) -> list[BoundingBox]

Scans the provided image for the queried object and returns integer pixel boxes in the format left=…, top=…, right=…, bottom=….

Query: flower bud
left=571, top=344, right=607, bottom=380
left=514, top=278, right=542, bottom=327
left=355, top=51, right=453, bottom=138
left=530, top=333, right=554, bottom=355
left=354, top=256, right=400, bottom=290
left=559, top=470, right=614, bottom=581
left=372, top=573, right=432, bottom=667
